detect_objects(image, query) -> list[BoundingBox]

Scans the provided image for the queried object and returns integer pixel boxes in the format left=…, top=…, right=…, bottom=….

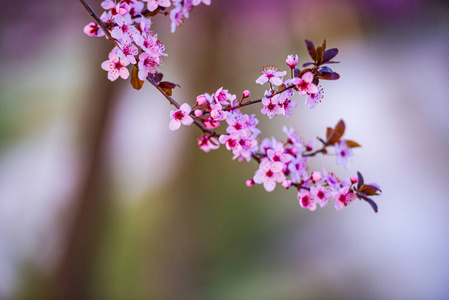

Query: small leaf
left=318, top=72, right=340, bottom=80
left=346, top=140, right=361, bottom=148
left=359, top=184, right=381, bottom=196
left=130, top=66, right=144, bottom=90
left=159, top=81, right=180, bottom=89
left=298, top=68, right=312, bottom=78
left=302, top=62, right=314, bottom=68
left=357, top=171, right=364, bottom=189
left=305, top=40, right=316, bottom=61
left=155, top=73, right=163, bottom=83
left=323, top=61, right=340, bottom=64
left=322, top=48, right=338, bottom=63
left=320, top=66, right=333, bottom=73
left=293, top=68, right=301, bottom=77
left=326, top=127, right=334, bottom=141
left=334, top=119, right=345, bottom=138
left=321, top=39, right=327, bottom=51
left=358, top=194, right=378, bottom=213
left=315, top=46, right=324, bottom=64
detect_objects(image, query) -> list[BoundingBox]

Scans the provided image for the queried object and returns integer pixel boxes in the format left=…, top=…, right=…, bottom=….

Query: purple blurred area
left=1, top=0, right=449, bottom=299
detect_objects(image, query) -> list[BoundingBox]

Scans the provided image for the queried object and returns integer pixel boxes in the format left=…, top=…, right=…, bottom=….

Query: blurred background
left=1, top=0, right=449, bottom=299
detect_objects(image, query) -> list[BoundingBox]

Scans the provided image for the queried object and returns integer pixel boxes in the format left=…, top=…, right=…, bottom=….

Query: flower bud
left=246, top=179, right=255, bottom=187
left=194, top=109, right=203, bottom=117
left=242, top=90, right=251, bottom=99
left=350, top=176, right=358, bottom=184
left=311, top=171, right=322, bottom=182
left=196, top=94, right=208, bottom=106
left=286, top=54, right=298, bottom=68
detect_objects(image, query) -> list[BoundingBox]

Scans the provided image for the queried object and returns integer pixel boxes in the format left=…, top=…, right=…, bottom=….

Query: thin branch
left=79, top=0, right=121, bottom=49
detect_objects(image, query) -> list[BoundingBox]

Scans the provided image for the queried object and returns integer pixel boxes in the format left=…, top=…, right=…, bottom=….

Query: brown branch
left=79, top=0, right=121, bottom=49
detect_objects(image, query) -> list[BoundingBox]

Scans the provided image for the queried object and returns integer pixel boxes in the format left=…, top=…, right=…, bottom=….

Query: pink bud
left=311, top=171, right=322, bottom=182
left=282, top=180, right=292, bottom=189
left=194, top=109, right=203, bottom=117
left=350, top=176, right=358, bottom=184
left=246, top=179, right=255, bottom=187
left=242, top=90, right=251, bottom=99
left=196, top=94, right=207, bottom=106
left=286, top=54, right=298, bottom=68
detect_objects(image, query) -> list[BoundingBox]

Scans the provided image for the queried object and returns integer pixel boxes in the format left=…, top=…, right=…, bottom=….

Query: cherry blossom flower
left=289, top=156, right=309, bottom=183
left=83, top=22, right=105, bottom=37
left=333, top=187, right=357, bottom=210
left=267, top=141, right=292, bottom=165
left=278, top=96, right=298, bottom=117
left=101, top=0, right=115, bottom=10
left=298, top=189, right=316, bottom=211
left=214, top=87, right=236, bottom=106
left=286, top=54, right=298, bottom=68
left=335, top=140, right=353, bottom=169
left=111, top=13, right=140, bottom=43
left=310, top=184, right=330, bottom=208
left=253, top=159, right=285, bottom=192
left=291, top=72, right=318, bottom=95
left=219, top=132, right=242, bottom=152
left=305, top=85, right=324, bottom=110
left=198, top=135, right=219, bottom=152
left=114, top=42, right=138, bottom=65
left=169, top=103, right=194, bottom=130
left=256, top=65, right=286, bottom=86
left=202, top=117, right=220, bottom=129
left=233, top=136, right=258, bottom=162
left=261, top=96, right=283, bottom=119
left=143, top=0, right=171, bottom=12
left=210, top=104, right=227, bottom=121
left=101, top=52, right=130, bottom=81
left=137, top=52, right=160, bottom=80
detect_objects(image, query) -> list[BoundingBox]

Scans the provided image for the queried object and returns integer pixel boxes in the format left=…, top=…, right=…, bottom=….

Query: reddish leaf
left=321, top=39, right=327, bottom=51
left=359, top=184, right=382, bottom=196
left=322, top=48, right=338, bottom=63
left=318, top=72, right=340, bottom=80
left=130, top=66, right=144, bottom=90
left=154, top=73, right=163, bottom=83
left=302, top=62, right=314, bottom=68
left=315, top=46, right=324, bottom=65
left=305, top=40, right=316, bottom=61
left=159, top=81, right=180, bottom=89
left=326, top=127, right=334, bottom=141
left=357, top=171, right=364, bottom=189
left=346, top=140, right=361, bottom=148
left=334, top=119, right=345, bottom=138
left=293, top=68, right=301, bottom=78
left=358, top=194, right=378, bottom=213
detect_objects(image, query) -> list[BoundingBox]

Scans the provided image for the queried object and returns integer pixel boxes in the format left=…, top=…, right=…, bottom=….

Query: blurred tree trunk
left=49, top=41, right=117, bottom=300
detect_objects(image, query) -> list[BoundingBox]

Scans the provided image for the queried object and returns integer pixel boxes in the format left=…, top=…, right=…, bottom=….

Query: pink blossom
left=101, top=51, right=130, bottom=81
left=83, top=22, right=105, bottom=37
left=219, top=132, right=241, bottom=152
left=350, top=176, right=358, bottom=184
left=202, top=117, right=220, bottom=129
left=282, top=180, right=292, bottom=189
left=256, top=65, right=286, bottom=86
left=214, top=87, right=236, bottom=106
left=169, top=103, right=194, bottom=131
left=310, top=184, right=330, bottom=208
left=246, top=179, right=255, bottom=187
left=101, top=0, right=115, bottom=10
left=114, top=42, right=138, bottom=65
left=267, top=141, right=292, bottom=164
left=311, top=171, right=322, bottom=182
left=298, top=190, right=316, bottom=211
left=333, top=187, right=357, bottom=210
left=305, top=85, right=324, bottom=110
left=335, top=140, right=353, bottom=169
left=291, top=72, right=318, bottom=95
left=198, top=135, right=219, bottom=152
left=242, top=90, right=251, bottom=99
left=137, top=52, right=160, bottom=80
left=286, top=54, right=298, bottom=68
left=278, top=96, right=298, bottom=117
left=289, top=156, right=309, bottom=183
left=143, top=0, right=171, bottom=12
left=196, top=93, right=210, bottom=106
left=194, top=110, right=203, bottom=117
left=253, top=159, right=286, bottom=192
left=210, top=104, right=227, bottom=121
left=261, top=96, right=283, bottom=119
left=233, top=136, right=258, bottom=162
left=111, top=14, right=140, bottom=43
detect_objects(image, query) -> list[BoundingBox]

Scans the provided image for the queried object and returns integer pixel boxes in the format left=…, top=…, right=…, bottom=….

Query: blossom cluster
left=81, top=0, right=382, bottom=212
left=83, top=0, right=210, bottom=81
